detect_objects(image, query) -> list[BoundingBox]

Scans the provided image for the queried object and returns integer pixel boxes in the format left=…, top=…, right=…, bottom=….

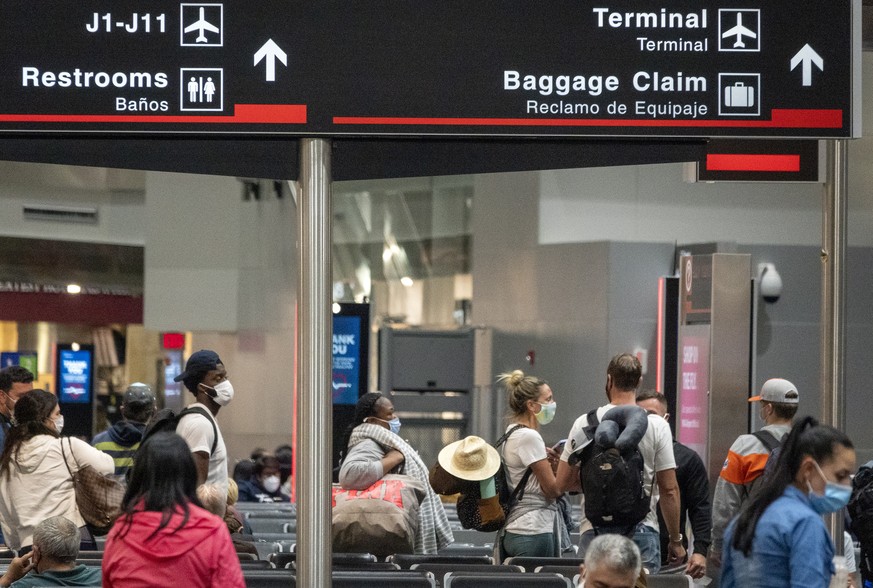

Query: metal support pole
left=297, top=138, right=333, bottom=587
left=821, top=139, right=848, bottom=549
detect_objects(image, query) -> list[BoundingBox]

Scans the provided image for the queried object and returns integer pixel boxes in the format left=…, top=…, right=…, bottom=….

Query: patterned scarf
left=349, top=423, right=454, bottom=554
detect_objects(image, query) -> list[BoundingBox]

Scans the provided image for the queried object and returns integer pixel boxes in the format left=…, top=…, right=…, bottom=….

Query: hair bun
left=510, top=369, right=525, bottom=385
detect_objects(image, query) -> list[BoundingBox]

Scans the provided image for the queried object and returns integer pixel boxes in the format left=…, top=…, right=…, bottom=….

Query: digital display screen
left=332, top=315, right=361, bottom=405
left=1, top=351, right=37, bottom=376
left=58, top=349, right=92, bottom=404
left=677, top=324, right=711, bottom=463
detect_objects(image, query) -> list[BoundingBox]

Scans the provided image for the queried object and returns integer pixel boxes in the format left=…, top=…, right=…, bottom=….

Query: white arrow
left=790, top=44, right=824, bottom=87
left=254, top=39, right=287, bottom=82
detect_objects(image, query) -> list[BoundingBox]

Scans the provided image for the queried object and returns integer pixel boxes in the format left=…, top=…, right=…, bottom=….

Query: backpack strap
left=583, top=408, right=600, bottom=441
left=180, top=406, right=219, bottom=455
left=494, top=424, right=526, bottom=449
left=566, top=409, right=601, bottom=467
left=752, top=430, right=780, bottom=452
left=495, top=424, right=532, bottom=503
left=509, top=467, right=534, bottom=504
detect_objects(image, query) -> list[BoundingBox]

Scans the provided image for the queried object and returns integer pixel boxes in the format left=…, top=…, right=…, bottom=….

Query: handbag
left=456, top=490, right=506, bottom=532
left=60, top=437, right=126, bottom=535
left=332, top=474, right=425, bottom=557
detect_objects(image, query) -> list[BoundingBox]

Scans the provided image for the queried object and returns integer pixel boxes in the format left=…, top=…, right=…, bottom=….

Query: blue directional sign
left=0, top=0, right=860, bottom=138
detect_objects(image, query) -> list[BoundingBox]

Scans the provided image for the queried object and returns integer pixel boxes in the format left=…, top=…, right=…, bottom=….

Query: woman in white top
left=497, top=370, right=563, bottom=559
left=0, top=389, right=114, bottom=553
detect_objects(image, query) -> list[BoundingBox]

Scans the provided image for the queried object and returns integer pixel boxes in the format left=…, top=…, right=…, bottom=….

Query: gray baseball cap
left=749, top=378, right=799, bottom=404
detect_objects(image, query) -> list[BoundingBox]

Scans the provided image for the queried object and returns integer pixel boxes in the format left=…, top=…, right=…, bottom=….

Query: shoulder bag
left=61, top=437, right=126, bottom=535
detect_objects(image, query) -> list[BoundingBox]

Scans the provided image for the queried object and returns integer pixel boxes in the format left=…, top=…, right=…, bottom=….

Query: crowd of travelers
left=0, top=351, right=276, bottom=587
left=0, top=349, right=863, bottom=587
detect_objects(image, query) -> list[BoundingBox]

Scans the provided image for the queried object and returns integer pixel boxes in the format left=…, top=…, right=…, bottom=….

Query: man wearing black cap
left=92, top=383, right=156, bottom=481
left=174, top=349, right=233, bottom=495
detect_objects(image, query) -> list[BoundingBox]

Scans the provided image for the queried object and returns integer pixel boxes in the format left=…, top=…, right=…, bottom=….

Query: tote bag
left=332, top=474, right=425, bottom=557
left=61, top=437, right=126, bottom=535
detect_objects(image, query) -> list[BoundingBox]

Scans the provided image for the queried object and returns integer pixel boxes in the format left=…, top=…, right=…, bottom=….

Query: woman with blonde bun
left=496, top=370, right=563, bottom=559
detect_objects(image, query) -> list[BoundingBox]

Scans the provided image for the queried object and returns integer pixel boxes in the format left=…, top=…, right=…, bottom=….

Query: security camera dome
left=758, top=263, right=783, bottom=303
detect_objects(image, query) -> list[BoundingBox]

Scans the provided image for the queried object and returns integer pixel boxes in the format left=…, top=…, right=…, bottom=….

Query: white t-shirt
left=176, top=403, right=228, bottom=497
left=560, top=403, right=676, bottom=531
left=501, top=425, right=556, bottom=535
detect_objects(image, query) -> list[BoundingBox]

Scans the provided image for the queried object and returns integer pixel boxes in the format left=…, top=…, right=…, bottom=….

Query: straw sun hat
left=437, top=436, right=501, bottom=482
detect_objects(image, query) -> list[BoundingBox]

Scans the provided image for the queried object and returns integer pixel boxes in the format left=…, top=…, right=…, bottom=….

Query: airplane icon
left=721, top=13, right=757, bottom=48
left=184, top=7, right=219, bottom=43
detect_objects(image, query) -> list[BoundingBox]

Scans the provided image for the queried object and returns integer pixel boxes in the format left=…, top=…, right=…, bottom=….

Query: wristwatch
left=669, top=533, right=684, bottom=543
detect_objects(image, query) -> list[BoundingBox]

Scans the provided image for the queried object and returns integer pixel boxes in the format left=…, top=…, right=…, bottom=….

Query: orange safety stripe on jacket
left=719, top=449, right=770, bottom=485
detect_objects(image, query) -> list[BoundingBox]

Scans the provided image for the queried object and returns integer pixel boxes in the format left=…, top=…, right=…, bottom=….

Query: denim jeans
left=503, top=530, right=558, bottom=558
left=579, top=524, right=662, bottom=573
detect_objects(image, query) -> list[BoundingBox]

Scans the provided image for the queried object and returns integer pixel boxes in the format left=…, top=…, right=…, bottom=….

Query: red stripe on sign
left=707, top=154, right=801, bottom=172
left=770, top=109, right=842, bottom=128
left=0, top=104, right=307, bottom=124
left=231, top=104, right=307, bottom=123
left=333, top=109, right=842, bottom=129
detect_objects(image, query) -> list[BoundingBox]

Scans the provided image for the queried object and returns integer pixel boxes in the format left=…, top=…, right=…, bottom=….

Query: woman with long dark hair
left=339, top=392, right=453, bottom=554
left=721, top=416, right=856, bottom=587
left=0, top=389, right=114, bottom=553
left=102, top=432, right=244, bottom=587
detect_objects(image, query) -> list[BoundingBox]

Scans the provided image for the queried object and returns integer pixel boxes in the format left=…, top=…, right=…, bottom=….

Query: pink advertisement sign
left=677, top=324, right=711, bottom=463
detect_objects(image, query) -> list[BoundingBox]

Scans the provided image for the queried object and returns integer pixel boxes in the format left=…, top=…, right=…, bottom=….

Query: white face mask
left=203, top=380, right=235, bottom=407
left=53, top=415, right=64, bottom=434
left=262, top=475, right=281, bottom=494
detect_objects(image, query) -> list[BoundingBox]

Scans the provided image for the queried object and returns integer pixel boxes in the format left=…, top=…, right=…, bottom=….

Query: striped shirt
left=91, top=421, right=147, bottom=481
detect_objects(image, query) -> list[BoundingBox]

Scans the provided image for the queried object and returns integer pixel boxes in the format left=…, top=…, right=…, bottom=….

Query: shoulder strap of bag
left=60, top=436, right=80, bottom=478
left=494, top=424, right=526, bottom=449
left=495, top=424, right=533, bottom=503
left=752, top=430, right=781, bottom=452
left=583, top=408, right=600, bottom=441
left=179, top=406, right=218, bottom=455
left=509, top=466, right=534, bottom=504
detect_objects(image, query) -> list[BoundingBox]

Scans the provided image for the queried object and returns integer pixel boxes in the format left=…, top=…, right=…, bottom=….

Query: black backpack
left=456, top=425, right=532, bottom=532
left=752, top=429, right=783, bottom=483
left=578, top=409, right=649, bottom=530
left=141, top=406, right=218, bottom=454
left=849, top=461, right=873, bottom=580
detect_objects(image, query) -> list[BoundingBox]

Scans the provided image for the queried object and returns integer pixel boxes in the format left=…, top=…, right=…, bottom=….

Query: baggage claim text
left=506, top=7, right=711, bottom=118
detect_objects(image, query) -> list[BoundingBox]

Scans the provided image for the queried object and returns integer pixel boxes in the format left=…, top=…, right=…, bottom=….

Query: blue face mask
left=370, top=416, right=402, bottom=436
left=806, top=460, right=852, bottom=515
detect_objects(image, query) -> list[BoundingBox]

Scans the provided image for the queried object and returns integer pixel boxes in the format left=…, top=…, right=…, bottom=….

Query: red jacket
left=102, top=503, right=245, bottom=588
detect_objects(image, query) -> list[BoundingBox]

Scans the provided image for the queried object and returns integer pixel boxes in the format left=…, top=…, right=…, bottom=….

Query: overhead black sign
left=0, top=0, right=859, bottom=138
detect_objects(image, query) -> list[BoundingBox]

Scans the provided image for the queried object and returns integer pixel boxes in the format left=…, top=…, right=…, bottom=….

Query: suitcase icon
left=724, top=82, right=754, bottom=107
